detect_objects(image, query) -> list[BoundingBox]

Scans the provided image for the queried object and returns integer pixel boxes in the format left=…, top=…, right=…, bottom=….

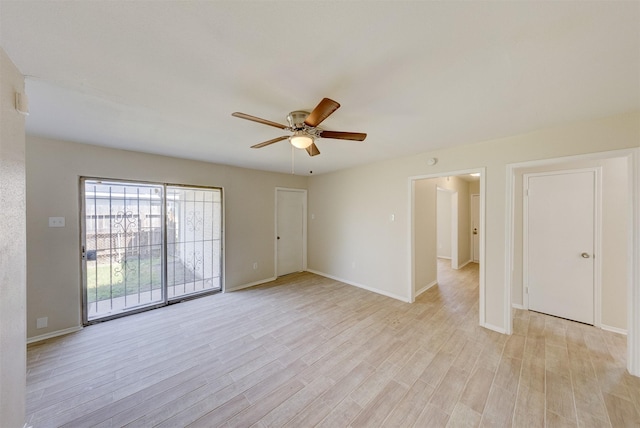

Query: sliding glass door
left=166, top=186, right=222, bottom=300
left=81, top=179, right=222, bottom=323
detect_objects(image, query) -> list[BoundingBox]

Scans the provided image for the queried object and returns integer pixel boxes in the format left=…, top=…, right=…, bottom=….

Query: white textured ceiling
left=1, top=1, right=638, bottom=175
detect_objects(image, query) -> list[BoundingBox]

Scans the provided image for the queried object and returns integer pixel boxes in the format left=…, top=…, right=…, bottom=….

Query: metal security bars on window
left=166, top=186, right=222, bottom=300
left=82, top=179, right=222, bottom=322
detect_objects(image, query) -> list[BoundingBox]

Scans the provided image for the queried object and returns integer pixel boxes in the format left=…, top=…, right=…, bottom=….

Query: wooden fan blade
left=232, top=112, right=288, bottom=130
left=304, top=98, right=340, bottom=127
left=251, top=136, right=289, bottom=149
left=319, top=130, right=367, bottom=141
left=306, top=143, right=320, bottom=157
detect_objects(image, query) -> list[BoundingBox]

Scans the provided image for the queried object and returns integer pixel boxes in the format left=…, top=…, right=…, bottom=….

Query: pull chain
left=291, top=145, right=295, bottom=175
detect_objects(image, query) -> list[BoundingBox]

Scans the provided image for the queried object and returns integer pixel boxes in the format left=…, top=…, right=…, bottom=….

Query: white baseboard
left=27, top=326, right=83, bottom=344
left=416, top=280, right=438, bottom=297
left=504, top=307, right=627, bottom=336
left=437, top=256, right=452, bottom=260
left=601, top=324, right=627, bottom=336
left=457, top=259, right=473, bottom=269
left=225, top=276, right=277, bottom=292
left=481, top=322, right=507, bottom=334
left=306, top=269, right=411, bottom=303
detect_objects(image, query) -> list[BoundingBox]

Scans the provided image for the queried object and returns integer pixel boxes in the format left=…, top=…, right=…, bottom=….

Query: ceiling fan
left=232, top=98, right=367, bottom=157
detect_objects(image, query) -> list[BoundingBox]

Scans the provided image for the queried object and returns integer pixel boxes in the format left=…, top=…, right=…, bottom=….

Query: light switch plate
left=48, top=217, right=65, bottom=227
left=36, top=317, right=48, bottom=329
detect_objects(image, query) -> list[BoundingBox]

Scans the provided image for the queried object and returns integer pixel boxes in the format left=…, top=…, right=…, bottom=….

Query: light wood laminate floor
left=26, top=260, right=639, bottom=427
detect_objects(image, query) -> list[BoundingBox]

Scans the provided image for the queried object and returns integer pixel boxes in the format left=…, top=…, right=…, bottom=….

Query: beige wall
left=0, top=47, right=27, bottom=427
left=437, top=189, right=452, bottom=259
left=308, top=111, right=639, bottom=331
left=512, top=157, right=629, bottom=330
left=26, top=136, right=307, bottom=339
left=469, top=180, right=480, bottom=195
left=414, top=179, right=437, bottom=295
left=307, top=159, right=410, bottom=300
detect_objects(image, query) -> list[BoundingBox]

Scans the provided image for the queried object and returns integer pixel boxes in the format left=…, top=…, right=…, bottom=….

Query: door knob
left=277, top=236, right=280, bottom=240
left=473, top=228, right=478, bottom=235
left=581, top=252, right=590, bottom=258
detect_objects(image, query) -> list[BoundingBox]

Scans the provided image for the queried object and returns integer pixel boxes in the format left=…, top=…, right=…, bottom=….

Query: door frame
left=274, top=187, right=307, bottom=277
left=522, top=168, right=602, bottom=326
left=409, top=168, right=486, bottom=327
left=505, top=147, right=640, bottom=377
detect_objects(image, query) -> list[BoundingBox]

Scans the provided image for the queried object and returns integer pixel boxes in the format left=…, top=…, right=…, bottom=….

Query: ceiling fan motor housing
left=287, top=110, right=310, bottom=130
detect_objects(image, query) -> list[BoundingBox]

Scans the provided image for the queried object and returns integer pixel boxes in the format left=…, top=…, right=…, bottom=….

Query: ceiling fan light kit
left=290, top=131, right=314, bottom=149
left=232, top=97, right=367, bottom=157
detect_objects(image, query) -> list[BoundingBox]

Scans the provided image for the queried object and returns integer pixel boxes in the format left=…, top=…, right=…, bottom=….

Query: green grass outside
left=86, top=256, right=162, bottom=303
left=86, top=255, right=201, bottom=303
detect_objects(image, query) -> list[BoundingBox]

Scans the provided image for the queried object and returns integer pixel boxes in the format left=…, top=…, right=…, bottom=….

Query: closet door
left=525, top=170, right=596, bottom=325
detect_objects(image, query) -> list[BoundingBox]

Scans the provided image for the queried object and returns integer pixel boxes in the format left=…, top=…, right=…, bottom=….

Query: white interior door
left=526, top=170, right=596, bottom=325
left=471, top=194, right=479, bottom=263
left=276, top=189, right=305, bottom=276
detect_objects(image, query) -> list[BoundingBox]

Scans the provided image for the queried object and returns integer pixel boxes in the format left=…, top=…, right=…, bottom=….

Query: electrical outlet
left=253, top=262, right=258, bottom=270
left=36, top=317, right=48, bottom=329
left=48, top=217, right=65, bottom=227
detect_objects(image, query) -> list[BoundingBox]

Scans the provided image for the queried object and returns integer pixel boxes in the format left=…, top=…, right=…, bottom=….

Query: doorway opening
left=410, top=169, right=486, bottom=328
